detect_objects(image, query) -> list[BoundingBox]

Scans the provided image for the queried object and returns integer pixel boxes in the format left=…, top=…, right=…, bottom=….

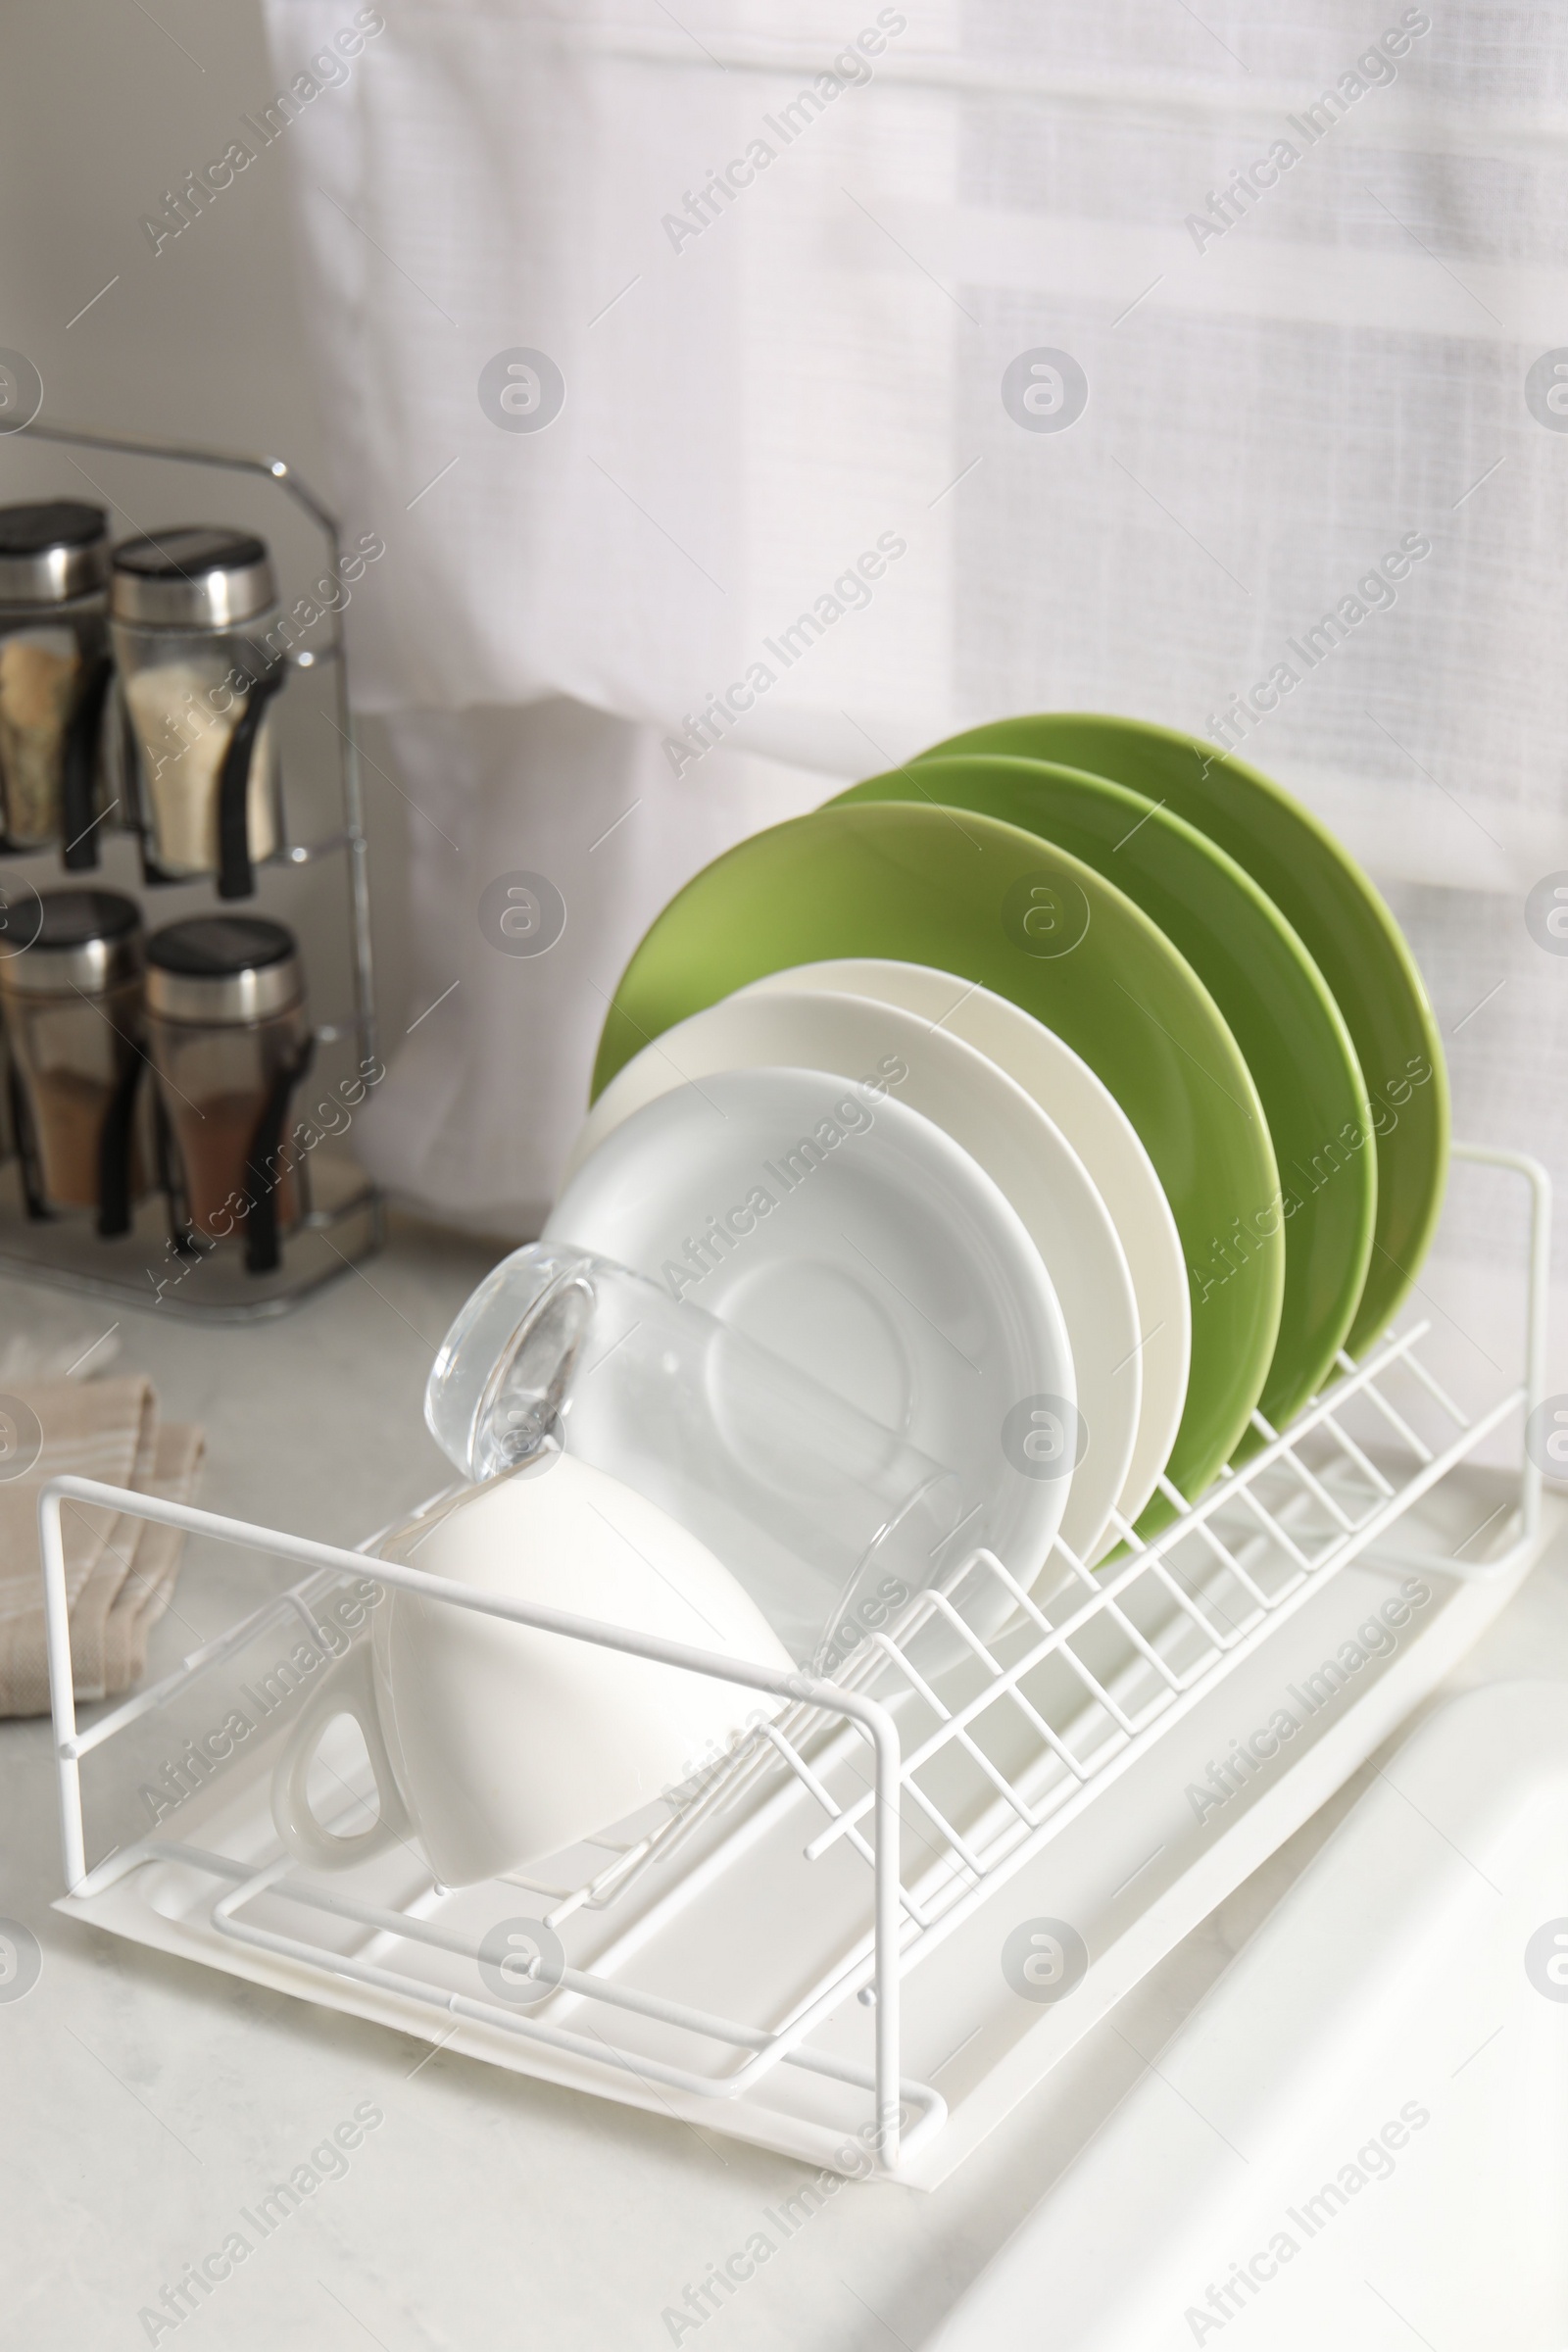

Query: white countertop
left=4, top=1221, right=1567, bottom=2352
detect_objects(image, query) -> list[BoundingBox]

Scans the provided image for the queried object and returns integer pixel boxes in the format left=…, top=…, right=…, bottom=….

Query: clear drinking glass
left=425, top=1242, right=973, bottom=1670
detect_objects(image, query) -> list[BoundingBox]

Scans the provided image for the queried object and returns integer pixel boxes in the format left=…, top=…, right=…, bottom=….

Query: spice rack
left=39, top=1147, right=1562, bottom=2186
left=0, top=420, right=383, bottom=1316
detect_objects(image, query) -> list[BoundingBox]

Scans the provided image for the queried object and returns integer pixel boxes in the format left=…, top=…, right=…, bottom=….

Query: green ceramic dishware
left=917, top=714, right=1448, bottom=1353
left=835, top=756, right=1375, bottom=1440
left=592, top=800, right=1284, bottom=1522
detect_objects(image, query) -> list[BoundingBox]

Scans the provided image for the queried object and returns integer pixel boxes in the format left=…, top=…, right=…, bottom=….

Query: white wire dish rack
left=44, top=1145, right=1562, bottom=2187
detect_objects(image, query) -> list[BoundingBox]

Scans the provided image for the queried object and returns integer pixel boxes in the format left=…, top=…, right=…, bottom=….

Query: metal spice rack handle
left=0, top=418, right=383, bottom=1314
left=38, top=1145, right=1555, bottom=2180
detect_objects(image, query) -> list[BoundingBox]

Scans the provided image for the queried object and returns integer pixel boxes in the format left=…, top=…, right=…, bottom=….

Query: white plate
left=738, top=959, right=1190, bottom=1531
left=546, top=1064, right=1074, bottom=1594
left=561, top=993, right=1140, bottom=1566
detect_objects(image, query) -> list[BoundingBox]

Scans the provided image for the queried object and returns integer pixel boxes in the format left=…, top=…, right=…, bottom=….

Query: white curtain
left=344, top=700, right=824, bottom=1234
left=261, top=0, right=1568, bottom=1405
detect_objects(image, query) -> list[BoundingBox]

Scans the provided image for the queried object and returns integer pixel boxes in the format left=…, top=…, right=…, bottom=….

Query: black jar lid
left=0, top=501, right=110, bottom=606
left=0, top=886, right=142, bottom=995
left=111, top=526, right=276, bottom=630
left=146, top=914, right=303, bottom=1023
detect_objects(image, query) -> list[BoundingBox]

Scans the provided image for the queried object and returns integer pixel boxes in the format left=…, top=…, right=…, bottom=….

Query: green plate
left=836, top=757, right=1375, bottom=1440
left=919, top=714, right=1448, bottom=1352
left=593, top=800, right=1284, bottom=1518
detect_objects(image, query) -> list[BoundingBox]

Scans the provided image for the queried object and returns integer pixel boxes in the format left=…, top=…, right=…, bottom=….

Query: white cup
left=270, top=1452, right=793, bottom=1886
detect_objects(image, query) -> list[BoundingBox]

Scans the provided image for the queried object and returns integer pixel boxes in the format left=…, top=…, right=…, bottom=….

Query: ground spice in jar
left=0, top=501, right=112, bottom=854
left=144, top=915, right=310, bottom=1255
left=110, top=529, right=282, bottom=891
left=0, top=888, right=149, bottom=1224
left=0, top=630, right=79, bottom=844
left=122, top=662, right=279, bottom=877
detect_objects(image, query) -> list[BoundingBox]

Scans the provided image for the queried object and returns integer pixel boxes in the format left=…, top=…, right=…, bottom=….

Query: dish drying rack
left=42, top=1145, right=1560, bottom=2185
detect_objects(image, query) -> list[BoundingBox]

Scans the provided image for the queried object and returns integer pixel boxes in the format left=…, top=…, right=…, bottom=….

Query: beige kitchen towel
left=100, top=1422, right=206, bottom=1696
left=60, top=1384, right=159, bottom=1703
left=0, top=1376, right=155, bottom=1718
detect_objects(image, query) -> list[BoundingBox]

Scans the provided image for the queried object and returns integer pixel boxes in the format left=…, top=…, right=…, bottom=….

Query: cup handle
left=270, top=1642, right=411, bottom=1872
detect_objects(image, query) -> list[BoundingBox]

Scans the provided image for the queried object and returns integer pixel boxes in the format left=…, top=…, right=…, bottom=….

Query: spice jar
left=110, top=528, right=285, bottom=899
left=0, top=502, right=117, bottom=863
left=0, top=888, right=149, bottom=1234
left=144, top=916, right=313, bottom=1275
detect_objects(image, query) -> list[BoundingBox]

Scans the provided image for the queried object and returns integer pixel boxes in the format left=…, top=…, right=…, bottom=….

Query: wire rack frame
left=39, top=1143, right=1549, bottom=2178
